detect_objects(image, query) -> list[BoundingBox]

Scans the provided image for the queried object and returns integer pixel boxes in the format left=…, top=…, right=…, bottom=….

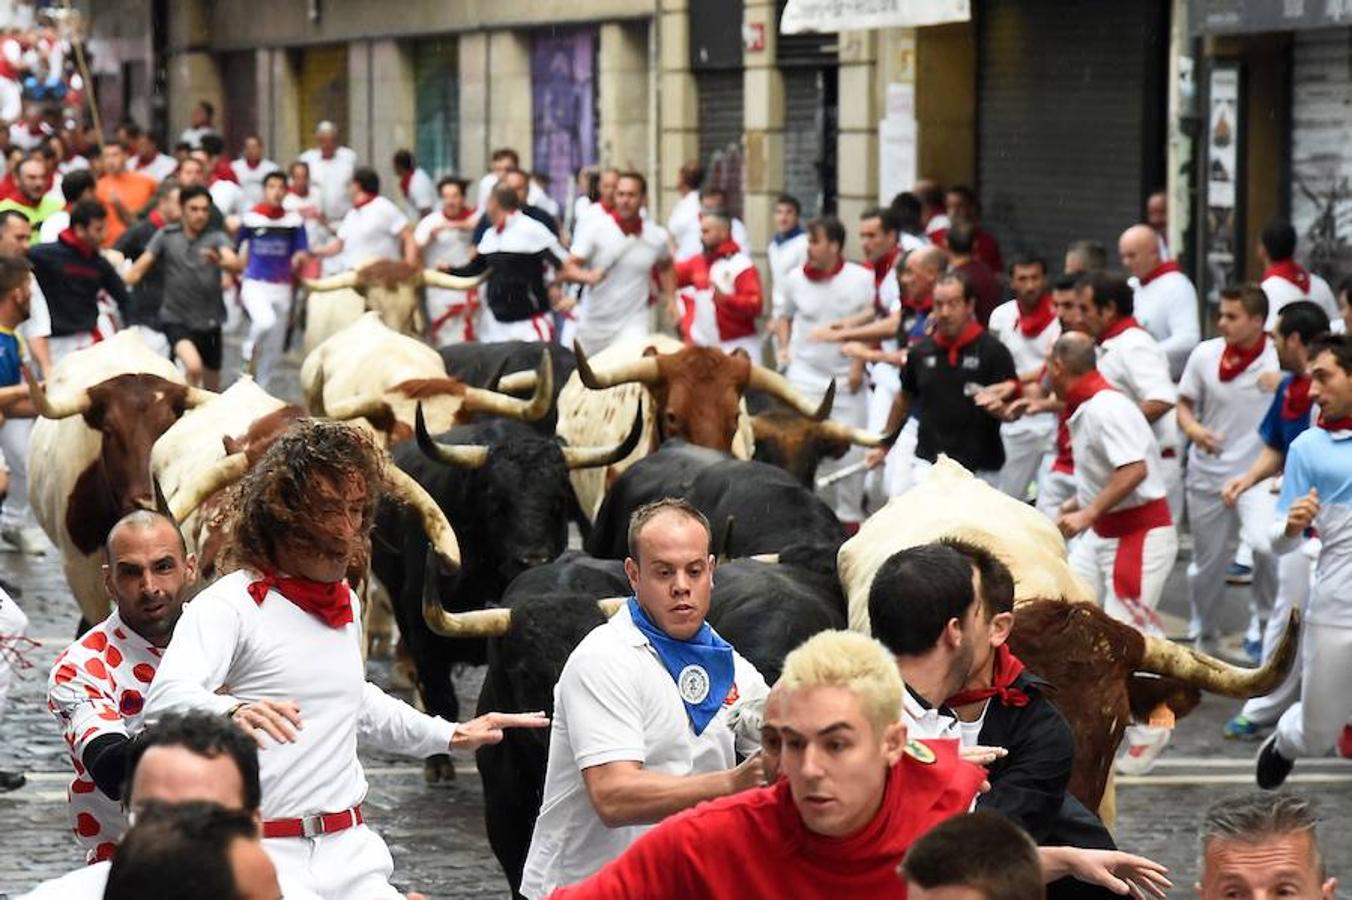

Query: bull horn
left=421, top=268, right=487, bottom=292
left=325, top=395, right=392, bottom=423
left=746, top=365, right=835, bottom=420
left=749, top=553, right=780, bottom=564
left=422, top=547, right=508, bottom=637
left=414, top=403, right=490, bottom=469
left=168, top=452, right=250, bottom=521
left=461, top=352, right=553, bottom=422
left=184, top=386, right=218, bottom=408
left=561, top=404, right=645, bottom=469
left=1139, top=608, right=1301, bottom=698
left=496, top=370, right=538, bottom=394
left=385, top=463, right=462, bottom=573
left=814, top=418, right=903, bottom=448
left=598, top=597, right=626, bottom=617
left=304, top=271, right=359, bottom=292
left=22, top=363, right=91, bottom=419
left=573, top=339, right=661, bottom=390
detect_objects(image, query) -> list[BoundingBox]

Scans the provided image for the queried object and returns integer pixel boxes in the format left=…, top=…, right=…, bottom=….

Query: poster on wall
left=878, top=83, right=917, bottom=205
left=781, top=0, right=969, bottom=34
left=1203, top=62, right=1241, bottom=304
left=531, top=30, right=598, bottom=215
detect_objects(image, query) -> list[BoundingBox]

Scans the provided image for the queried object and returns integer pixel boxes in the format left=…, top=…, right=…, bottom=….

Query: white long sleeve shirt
left=144, top=570, right=457, bottom=819
left=1131, top=268, right=1200, bottom=380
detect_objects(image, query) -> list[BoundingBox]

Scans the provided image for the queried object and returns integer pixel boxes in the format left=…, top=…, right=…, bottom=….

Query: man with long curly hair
left=146, top=419, right=547, bottom=899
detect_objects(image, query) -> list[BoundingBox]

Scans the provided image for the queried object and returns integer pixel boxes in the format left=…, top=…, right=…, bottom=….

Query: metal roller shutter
left=1290, top=28, right=1352, bottom=283
left=781, top=68, right=837, bottom=218
left=977, top=0, right=1167, bottom=264
left=414, top=38, right=459, bottom=180
left=220, top=51, right=257, bottom=156
left=696, top=70, right=744, bottom=218
left=299, top=44, right=349, bottom=147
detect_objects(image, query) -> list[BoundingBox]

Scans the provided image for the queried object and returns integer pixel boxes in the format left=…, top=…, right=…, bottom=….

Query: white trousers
left=998, top=425, right=1053, bottom=501
left=718, top=333, right=762, bottom=359
left=1070, top=524, right=1179, bottom=635
left=240, top=279, right=293, bottom=387
left=864, top=377, right=898, bottom=512
left=129, top=325, right=171, bottom=358
left=425, top=287, right=476, bottom=348
left=1035, top=467, right=1076, bottom=521
left=1241, top=539, right=1316, bottom=725
left=1274, top=620, right=1352, bottom=760
left=0, top=589, right=28, bottom=717
left=264, top=824, right=403, bottom=900
left=48, top=332, right=99, bottom=366
left=0, top=416, right=33, bottom=530
left=1185, top=482, right=1278, bottom=641
left=790, top=367, right=868, bottom=524
left=1159, top=452, right=1183, bottom=524
left=479, top=306, right=554, bottom=344
left=575, top=307, right=650, bottom=357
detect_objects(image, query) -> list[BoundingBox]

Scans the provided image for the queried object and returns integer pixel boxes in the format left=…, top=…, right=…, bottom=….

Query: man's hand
left=451, top=711, right=550, bottom=751
left=847, top=366, right=864, bottom=394
left=959, top=745, right=1008, bottom=766
left=1057, top=508, right=1094, bottom=540
left=975, top=380, right=1017, bottom=410
left=1188, top=424, right=1224, bottom=455
left=552, top=293, right=577, bottom=314
left=728, top=752, right=766, bottom=793
left=840, top=341, right=878, bottom=362
left=1057, top=848, right=1171, bottom=899
left=809, top=322, right=845, bottom=343
left=1285, top=488, right=1320, bottom=538
left=1220, top=475, right=1250, bottom=508
left=231, top=700, right=303, bottom=747
left=865, top=446, right=888, bottom=470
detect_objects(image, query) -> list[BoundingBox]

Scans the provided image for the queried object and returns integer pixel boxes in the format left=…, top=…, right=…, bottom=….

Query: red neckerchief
left=352, top=193, right=376, bottom=211
left=706, top=239, right=741, bottom=261
left=1318, top=413, right=1352, bottom=432
left=1219, top=334, right=1267, bottom=382
left=1017, top=294, right=1056, bottom=337
left=945, top=645, right=1030, bottom=708
left=495, top=210, right=518, bottom=234
left=1282, top=375, right=1314, bottom=422
left=1264, top=259, right=1311, bottom=294
left=58, top=227, right=96, bottom=259
left=1063, top=369, right=1116, bottom=418
left=598, top=200, right=615, bottom=216
left=445, top=205, right=475, bottom=222
left=1139, top=260, right=1181, bottom=286
left=251, top=203, right=286, bottom=220
left=904, top=292, right=933, bottom=314
left=399, top=171, right=413, bottom=197
left=871, top=246, right=900, bottom=289
left=1098, top=315, right=1143, bottom=344
left=932, top=319, right=983, bottom=366
left=803, top=257, right=845, bottom=282
left=247, top=571, right=353, bottom=629
left=5, top=190, right=38, bottom=210
left=610, top=209, right=642, bottom=237
left=148, top=210, right=166, bottom=229
left=244, top=158, right=261, bottom=170
left=136, top=151, right=157, bottom=168
left=210, top=158, right=238, bottom=184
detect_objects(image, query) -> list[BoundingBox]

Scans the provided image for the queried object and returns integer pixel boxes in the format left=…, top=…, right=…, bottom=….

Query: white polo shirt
left=1178, top=337, right=1280, bottom=492
left=572, top=215, right=670, bottom=353
left=1262, top=272, right=1340, bottom=329
left=519, top=603, right=767, bottom=899
left=782, top=261, right=875, bottom=389
left=337, top=196, right=407, bottom=268
left=988, top=299, right=1060, bottom=441
left=1069, top=389, right=1167, bottom=512
left=1099, top=325, right=1180, bottom=454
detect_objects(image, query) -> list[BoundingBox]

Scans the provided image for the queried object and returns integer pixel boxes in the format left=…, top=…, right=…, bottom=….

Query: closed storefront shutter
left=299, top=45, right=349, bottom=146
left=220, top=51, right=257, bottom=156
left=414, top=38, right=459, bottom=180
left=781, top=68, right=837, bottom=218
left=977, top=0, right=1167, bottom=264
left=696, top=70, right=744, bottom=218
left=1290, top=27, right=1352, bottom=283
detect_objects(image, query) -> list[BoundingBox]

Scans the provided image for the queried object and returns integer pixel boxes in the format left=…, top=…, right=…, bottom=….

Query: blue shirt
left=0, top=327, right=26, bottom=388
left=238, top=209, right=308, bottom=284
left=1257, top=374, right=1313, bottom=455
left=1276, top=426, right=1352, bottom=626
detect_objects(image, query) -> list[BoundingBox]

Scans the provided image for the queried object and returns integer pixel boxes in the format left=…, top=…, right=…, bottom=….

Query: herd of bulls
left=19, top=299, right=1300, bottom=897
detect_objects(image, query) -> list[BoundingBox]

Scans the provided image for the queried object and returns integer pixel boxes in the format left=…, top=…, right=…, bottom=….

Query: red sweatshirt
left=673, top=239, right=763, bottom=344
left=551, top=739, right=985, bottom=900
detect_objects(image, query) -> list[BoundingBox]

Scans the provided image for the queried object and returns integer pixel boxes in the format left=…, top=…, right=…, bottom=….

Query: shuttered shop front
left=1290, top=28, right=1352, bottom=283
left=977, top=0, right=1168, bottom=264
left=414, top=38, right=459, bottom=180
left=696, top=70, right=745, bottom=218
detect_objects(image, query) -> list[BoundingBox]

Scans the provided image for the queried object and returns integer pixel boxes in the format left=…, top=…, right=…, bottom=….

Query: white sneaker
left=2, top=526, right=49, bottom=557
left=1115, top=724, right=1171, bottom=776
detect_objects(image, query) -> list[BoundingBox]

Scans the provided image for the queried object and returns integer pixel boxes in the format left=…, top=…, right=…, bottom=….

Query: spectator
left=393, top=148, right=436, bottom=220
left=231, top=134, right=280, bottom=211
left=901, top=812, right=1045, bottom=900
left=1197, top=793, right=1335, bottom=899
left=94, top=141, right=155, bottom=247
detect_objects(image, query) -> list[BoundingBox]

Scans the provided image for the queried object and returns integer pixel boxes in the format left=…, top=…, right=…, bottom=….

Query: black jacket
left=114, top=216, right=165, bottom=327
left=29, top=235, right=130, bottom=336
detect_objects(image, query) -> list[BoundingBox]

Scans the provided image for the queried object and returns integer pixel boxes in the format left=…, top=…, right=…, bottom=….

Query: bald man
left=1119, top=224, right=1199, bottom=379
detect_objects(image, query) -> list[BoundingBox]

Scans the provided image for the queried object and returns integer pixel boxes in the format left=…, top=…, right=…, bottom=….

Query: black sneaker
left=1256, top=733, right=1295, bottom=789
left=0, top=770, right=25, bottom=792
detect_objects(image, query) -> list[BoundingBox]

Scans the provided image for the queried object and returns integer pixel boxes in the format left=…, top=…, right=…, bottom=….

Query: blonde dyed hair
left=778, top=630, right=904, bottom=738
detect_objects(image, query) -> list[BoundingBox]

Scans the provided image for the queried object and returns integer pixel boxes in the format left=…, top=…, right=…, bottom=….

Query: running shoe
left=1223, top=715, right=1262, bottom=740
left=1256, top=733, right=1294, bottom=789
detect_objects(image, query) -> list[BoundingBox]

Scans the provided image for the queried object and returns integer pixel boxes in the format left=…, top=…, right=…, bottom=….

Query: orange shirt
left=95, top=171, right=156, bottom=246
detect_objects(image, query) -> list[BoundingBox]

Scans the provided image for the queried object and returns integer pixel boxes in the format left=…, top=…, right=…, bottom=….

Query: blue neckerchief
left=626, top=597, right=735, bottom=736
left=771, top=224, right=805, bottom=246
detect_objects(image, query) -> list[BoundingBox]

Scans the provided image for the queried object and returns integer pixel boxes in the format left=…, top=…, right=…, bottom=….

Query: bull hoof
left=423, top=754, right=456, bottom=784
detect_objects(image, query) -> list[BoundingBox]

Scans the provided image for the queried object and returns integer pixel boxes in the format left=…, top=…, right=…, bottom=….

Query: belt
left=1092, top=497, right=1172, bottom=539
left=262, top=805, right=363, bottom=839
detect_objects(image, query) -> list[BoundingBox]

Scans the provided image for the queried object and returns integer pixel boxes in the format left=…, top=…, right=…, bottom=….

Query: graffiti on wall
left=531, top=30, right=597, bottom=214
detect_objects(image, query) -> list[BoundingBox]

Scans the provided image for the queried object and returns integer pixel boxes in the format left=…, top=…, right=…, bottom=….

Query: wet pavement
left=1, top=337, right=1349, bottom=897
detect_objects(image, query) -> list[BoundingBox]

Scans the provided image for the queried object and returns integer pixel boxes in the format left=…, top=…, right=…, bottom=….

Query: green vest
left=0, top=194, right=65, bottom=244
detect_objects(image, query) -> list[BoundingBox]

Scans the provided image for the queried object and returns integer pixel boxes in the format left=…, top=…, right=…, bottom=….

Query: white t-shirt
left=298, top=146, right=358, bottom=222
left=1178, top=336, right=1280, bottom=492
left=402, top=167, right=438, bottom=217
left=782, top=261, right=875, bottom=387
left=988, top=299, right=1060, bottom=439
left=572, top=215, right=670, bottom=352
left=1131, top=269, right=1200, bottom=380
left=337, top=196, right=408, bottom=268
left=38, top=210, right=67, bottom=244
left=231, top=157, right=282, bottom=210
left=1098, top=325, right=1180, bottom=453
left=1069, top=389, right=1167, bottom=512
left=766, top=230, right=808, bottom=320
left=208, top=178, right=243, bottom=219
left=282, top=188, right=332, bottom=252
left=21, top=274, right=51, bottom=342
left=519, top=603, right=767, bottom=899
left=414, top=206, right=479, bottom=315
left=127, top=152, right=178, bottom=185
left=1262, top=272, right=1340, bottom=329
left=666, top=190, right=701, bottom=255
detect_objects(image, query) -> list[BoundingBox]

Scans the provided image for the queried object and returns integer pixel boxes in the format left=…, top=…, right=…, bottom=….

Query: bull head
left=413, top=400, right=645, bottom=471
left=421, top=546, right=625, bottom=637
left=24, top=364, right=216, bottom=419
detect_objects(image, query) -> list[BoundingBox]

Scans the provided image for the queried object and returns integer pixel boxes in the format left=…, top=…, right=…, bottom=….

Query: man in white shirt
left=570, top=167, right=619, bottom=249
left=520, top=498, right=769, bottom=898
left=414, top=176, right=480, bottom=346
left=1119, top=223, right=1200, bottom=379
left=282, top=160, right=330, bottom=279
left=393, top=149, right=437, bottom=220
left=145, top=420, right=545, bottom=899
left=312, top=167, right=414, bottom=271
left=988, top=256, right=1061, bottom=500
left=126, top=127, right=177, bottom=185
left=178, top=100, right=219, bottom=150
left=476, top=147, right=520, bottom=214
left=231, top=135, right=281, bottom=212
left=665, top=161, right=703, bottom=258
left=766, top=193, right=808, bottom=329
left=298, top=122, right=358, bottom=272
left=1258, top=218, right=1340, bottom=327
left=675, top=187, right=750, bottom=260
left=1177, top=285, right=1281, bottom=654
left=778, top=216, right=875, bottom=525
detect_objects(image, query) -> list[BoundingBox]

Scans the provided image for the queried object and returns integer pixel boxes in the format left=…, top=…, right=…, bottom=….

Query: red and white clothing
left=674, top=241, right=763, bottom=356
left=571, top=214, right=670, bottom=355
left=988, top=297, right=1060, bottom=500
left=1130, top=262, right=1200, bottom=380
left=1179, top=337, right=1281, bottom=642
left=1262, top=260, right=1340, bottom=328
left=127, top=151, right=177, bottom=185
left=298, top=145, right=358, bottom=224
left=208, top=176, right=244, bottom=219
left=232, top=156, right=283, bottom=210
left=46, top=609, right=164, bottom=863
left=0, top=589, right=29, bottom=787
left=283, top=186, right=332, bottom=277
left=8, top=120, right=51, bottom=152
left=1065, top=374, right=1178, bottom=632
left=398, top=167, right=437, bottom=218
left=675, top=214, right=750, bottom=261
left=145, top=570, right=459, bottom=899
left=414, top=206, right=480, bottom=347
left=336, top=195, right=407, bottom=270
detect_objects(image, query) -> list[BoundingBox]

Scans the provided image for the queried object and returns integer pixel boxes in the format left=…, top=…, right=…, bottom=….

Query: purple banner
left=531, top=29, right=598, bottom=214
